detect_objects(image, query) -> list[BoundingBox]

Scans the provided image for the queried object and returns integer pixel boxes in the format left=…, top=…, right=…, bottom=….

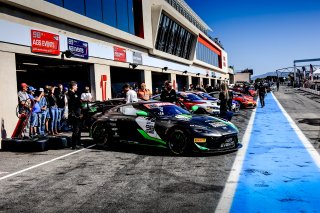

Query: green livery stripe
left=137, top=129, right=167, bottom=145
left=215, top=117, right=239, bottom=132
left=195, top=143, right=209, bottom=151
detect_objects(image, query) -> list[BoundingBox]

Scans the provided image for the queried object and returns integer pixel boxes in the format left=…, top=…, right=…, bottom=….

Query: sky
left=185, top=0, right=320, bottom=76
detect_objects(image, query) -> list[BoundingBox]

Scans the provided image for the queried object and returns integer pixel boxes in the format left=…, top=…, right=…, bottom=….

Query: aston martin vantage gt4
left=91, top=102, right=241, bottom=155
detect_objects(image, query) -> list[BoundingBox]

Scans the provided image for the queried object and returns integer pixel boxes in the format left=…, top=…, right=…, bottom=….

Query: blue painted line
left=230, top=93, right=320, bottom=212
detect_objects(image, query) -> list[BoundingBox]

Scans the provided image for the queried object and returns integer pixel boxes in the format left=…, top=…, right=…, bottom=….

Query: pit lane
left=0, top=106, right=253, bottom=212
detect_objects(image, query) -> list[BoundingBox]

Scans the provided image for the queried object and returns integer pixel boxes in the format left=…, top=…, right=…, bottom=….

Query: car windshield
left=180, top=93, right=202, bottom=101
left=145, top=104, right=191, bottom=117
left=199, top=93, right=213, bottom=99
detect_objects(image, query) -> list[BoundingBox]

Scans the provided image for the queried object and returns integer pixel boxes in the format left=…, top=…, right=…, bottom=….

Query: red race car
left=232, top=92, right=257, bottom=108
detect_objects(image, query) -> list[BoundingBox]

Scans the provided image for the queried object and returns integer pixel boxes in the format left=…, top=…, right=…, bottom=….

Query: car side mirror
left=136, top=110, right=148, bottom=117
left=191, top=105, right=199, bottom=112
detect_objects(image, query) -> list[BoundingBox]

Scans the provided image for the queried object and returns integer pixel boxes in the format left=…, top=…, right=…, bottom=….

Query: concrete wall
left=0, top=51, right=18, bottom=141
left=234, top=73, right=251, bottom=83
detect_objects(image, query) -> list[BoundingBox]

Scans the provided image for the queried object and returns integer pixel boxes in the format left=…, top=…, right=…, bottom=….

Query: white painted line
left=272, top=92, right=320, bottom=168
left=0, top=144, right=96, bottom=181
left=215, top=104, right=258, bottom=212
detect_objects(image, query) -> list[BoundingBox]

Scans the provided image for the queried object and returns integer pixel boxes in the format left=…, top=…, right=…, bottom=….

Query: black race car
left=91, top=101, right=241, bottom=155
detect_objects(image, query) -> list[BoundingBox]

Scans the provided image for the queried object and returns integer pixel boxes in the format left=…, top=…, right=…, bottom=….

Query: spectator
left=38, top=88, right=48, bottom=136
left=56, top=84, right=67, bottom=132
left=219, top=83, right=233, bottom=121
left=154, top=88, right=160, bottom=95
left=28, top=86, right=41, bottom=137
left=47, top=86, right=59, bottom=135
left=81, top=86, right=93, bottom=102
left=18, top=83, right=30, bottom=114
left=137, top=83, right=152, bottom=101
left=123, top=83, right=138, bottom=103
left=160, top=80, right=177, bottom=103
left=68, top=81, right=82, bottom=149
left=189, top=84, right=194, bottom=91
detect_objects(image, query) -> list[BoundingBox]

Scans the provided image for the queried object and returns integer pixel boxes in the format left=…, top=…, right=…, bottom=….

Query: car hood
left=168, top=114, right=239, bottom=135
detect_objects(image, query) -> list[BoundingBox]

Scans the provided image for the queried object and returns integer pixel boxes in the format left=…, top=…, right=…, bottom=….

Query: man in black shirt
left=160, top=81, right=177, bottom=104
left=68, top=81, right=82, bottom=149
left=258, top=82, right=267, bottom=107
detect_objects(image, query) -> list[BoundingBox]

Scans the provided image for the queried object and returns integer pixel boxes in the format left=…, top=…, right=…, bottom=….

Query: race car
left=151, top=93, right=220, bottom=116
left=187, top=91, right=219, bottom=102
left=91, top=102, right=241, bottom=155
left=232, top=92, right=257, bottom=108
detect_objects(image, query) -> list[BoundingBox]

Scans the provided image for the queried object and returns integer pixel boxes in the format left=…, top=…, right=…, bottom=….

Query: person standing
left=56, top=84, right=67, bottom=132
left=38, top=88, right=48, bottom=136
left=123, top=83, right=138, bottom=103
left=68, top=81, right=82, bottom=149
left=18, top=83, right=30, bottom=114
left=81, top=86, right=93, bottom=102
left=276, top=80, right=280, bottom=92
left=137, top=83, right=152, bottom=101
left=219, top=83, right=233, bottom=121
left=47, top=86, right=59, bottom=135
left=27, top=86, right=42, bottom=137
left=258, top=82, right=267, bottom=107
left=160, top=81, right=177, bottom=104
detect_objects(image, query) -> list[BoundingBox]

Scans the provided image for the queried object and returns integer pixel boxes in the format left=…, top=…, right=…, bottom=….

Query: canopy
left=313, top=68, right=320, bottom=76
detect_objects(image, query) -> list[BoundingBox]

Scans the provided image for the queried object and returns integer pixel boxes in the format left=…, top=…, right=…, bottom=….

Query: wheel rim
left=93, top=123, right=108, bottom=146
left=169, top=131, right=187, bottom=155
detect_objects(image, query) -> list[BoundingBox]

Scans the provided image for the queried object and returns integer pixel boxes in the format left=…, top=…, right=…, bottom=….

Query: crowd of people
left=17, top=82, right=92, bottom=149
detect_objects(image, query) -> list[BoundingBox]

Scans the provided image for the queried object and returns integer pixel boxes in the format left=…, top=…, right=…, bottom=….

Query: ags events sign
left=31, top=30, right=60, bottom=55
left=114, top=46, right=126, bottom=62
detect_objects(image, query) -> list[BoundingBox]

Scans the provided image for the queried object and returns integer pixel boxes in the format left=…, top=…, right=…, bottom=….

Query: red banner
left=31, top=30, right=60, bottom=55
left=114, top=46, right=126, bottom=62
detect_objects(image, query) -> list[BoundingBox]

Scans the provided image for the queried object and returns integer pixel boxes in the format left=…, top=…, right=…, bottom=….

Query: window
left=86, top=0, right=103, bottom=22
left=196, top=40, right=221, bottom=68
left=45, top=0, right=143, bottom=37
left=116, top=0, right=129, bottom=32
left=64, top=0, right=85, bottom=15
left=155, top=13, right=195, bottom=60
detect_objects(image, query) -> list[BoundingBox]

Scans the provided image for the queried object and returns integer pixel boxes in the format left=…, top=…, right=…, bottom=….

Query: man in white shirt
left=80, top=86, right=92, bottom=102
left=123, top=83, right=138, bottom=103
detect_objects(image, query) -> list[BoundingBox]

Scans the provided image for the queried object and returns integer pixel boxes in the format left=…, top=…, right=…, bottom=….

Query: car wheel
left=168, top=129, right=189, bottom=155
left=92, top=122, right=110, bottom=147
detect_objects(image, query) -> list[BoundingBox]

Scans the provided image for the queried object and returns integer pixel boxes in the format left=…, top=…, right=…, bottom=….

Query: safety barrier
left=299, top=87, right=320, bottom=96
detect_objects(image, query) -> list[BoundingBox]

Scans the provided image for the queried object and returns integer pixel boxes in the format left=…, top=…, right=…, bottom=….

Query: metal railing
left=299, top=87, right=320, bottom=96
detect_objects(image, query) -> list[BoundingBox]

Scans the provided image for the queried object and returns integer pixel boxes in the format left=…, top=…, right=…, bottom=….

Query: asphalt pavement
left=0, top=108, right=253, bottom=212
left=0, top=86, right=319, bottom=212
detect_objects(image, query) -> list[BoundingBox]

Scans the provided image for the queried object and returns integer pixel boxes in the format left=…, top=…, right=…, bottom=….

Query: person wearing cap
left=137, top=83, right=152, bottom=101
left=18, top=83, right=30, bottom=114
left=28, top=86, right=42, bottom=137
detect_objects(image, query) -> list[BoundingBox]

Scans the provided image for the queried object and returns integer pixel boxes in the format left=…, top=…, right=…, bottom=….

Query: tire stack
left=1, top=136, right=71, bottom=152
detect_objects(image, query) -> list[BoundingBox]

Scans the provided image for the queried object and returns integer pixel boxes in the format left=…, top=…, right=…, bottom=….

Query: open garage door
left=152, top=72, right=170, bottom=94
left=110, top=67, right=143, bottom=98
left=176, top=75, right=188, bottom=91
left=16, top=54, right=91, bottom=93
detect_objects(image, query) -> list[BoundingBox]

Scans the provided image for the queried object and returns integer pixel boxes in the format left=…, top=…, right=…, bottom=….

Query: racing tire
left=92, top=122, right=111, bottom=148
left=48, top=136, right=69, bottom=149
left=1, top=138, right=49, bottom=152
left=168, top=129, right=189, bottom=155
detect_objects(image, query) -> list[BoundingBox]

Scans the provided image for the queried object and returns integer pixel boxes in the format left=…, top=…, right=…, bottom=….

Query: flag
left=310, top=64, right=313, bottom=81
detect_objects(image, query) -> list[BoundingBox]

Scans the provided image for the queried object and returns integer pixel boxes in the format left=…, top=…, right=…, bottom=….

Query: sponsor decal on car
left=194, top=138, right=206, bottom=143
left=208, top=121, right=227, bottom=128
left=144, top=103, right=174, bottom=109
left=175, top=114, right=192, bottom=120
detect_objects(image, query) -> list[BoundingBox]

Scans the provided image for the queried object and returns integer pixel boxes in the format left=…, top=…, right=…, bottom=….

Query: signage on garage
left=31, top=30, right=60, bottom=55
left=133, top=52, right=142, bottom=64
left=114, top=46, right=126, bottom=62
left=67, top=37, right=89, bottom=59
